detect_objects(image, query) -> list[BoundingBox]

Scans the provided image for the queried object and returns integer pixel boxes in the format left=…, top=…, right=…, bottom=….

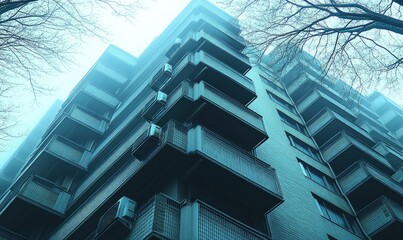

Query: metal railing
left=129, top=194, right=181, bottom=240
left=338, top=161, right=403, bottom=195
left=199, top=127, right=281, bottom=197
left=197, top=201, right=270, bottom=240
left=358, top=197, right=403, bottom=236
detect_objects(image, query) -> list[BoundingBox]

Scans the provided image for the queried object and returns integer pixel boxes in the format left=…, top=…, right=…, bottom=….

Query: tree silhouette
left=0, top=0, right=146, bottom=149
left=218, top=0, right=403, bottom=97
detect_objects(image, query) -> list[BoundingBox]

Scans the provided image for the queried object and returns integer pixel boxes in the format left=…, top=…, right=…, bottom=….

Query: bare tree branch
left=217, top=0, right=403, bottom=101
left=0, top=0, right=148, bottom=150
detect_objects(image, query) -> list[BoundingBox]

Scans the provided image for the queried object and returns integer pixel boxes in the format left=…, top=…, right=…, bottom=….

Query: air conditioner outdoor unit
left=150, top=63, right=173, bottom=90
left=141, top=91, right=168, bottom=121
left=94, top=196, right=136, bottom=240
left=131, top=124, right=162, bottom=160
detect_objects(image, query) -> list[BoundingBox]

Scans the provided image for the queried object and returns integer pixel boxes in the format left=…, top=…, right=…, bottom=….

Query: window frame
left=299, top=161, right=340, bottom=194
left=313, top=196, right=362, bottom=236
left=267, top=91, right=296, bottom=113
left=278, top=110, right=308, bottom=135
left=287, top=134, right=321, bottom=162
left=261, top=75, right=287, bottom=95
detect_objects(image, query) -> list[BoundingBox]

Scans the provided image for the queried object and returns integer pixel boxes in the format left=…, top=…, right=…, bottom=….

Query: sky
left=0, top=0, right=191, bottom=166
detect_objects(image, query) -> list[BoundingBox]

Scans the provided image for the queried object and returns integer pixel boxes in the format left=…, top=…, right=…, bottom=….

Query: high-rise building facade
left=0, top=0, right=401, bottom=239
left=0, top=100, right=63, bottom=196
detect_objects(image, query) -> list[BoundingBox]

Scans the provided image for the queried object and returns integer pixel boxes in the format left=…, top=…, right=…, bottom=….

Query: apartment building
left=0, top=0, right=401, bottom=239
left=0, top=100, right=63, bottom=196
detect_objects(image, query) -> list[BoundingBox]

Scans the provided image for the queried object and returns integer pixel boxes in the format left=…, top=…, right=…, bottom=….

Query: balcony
left=296, top=88, right=356, bottom=122
left=181, top=200, right=271, bottom=240
left=0, top=176, right=70, bottom=230
left=50, top=105, right=109, bottom=139
left=131, top=121, right=282, bottom=215
left=197, top=15, right=245, bottom=51
left=356, top=119, right=401, bottom=150
left=307, top=107, right=374, bottom=147
left=65, top=83, right=120, bottom=113
left=287, top=73, right=342, bottom=104
left=23, top=135, right=90, bottom=179
left=150, top=81, right=267, bottom=150
left=128, top=194, right=271, bottom=240
left=369, top=92, right=402, bottom=116
left=374, top=142, right=403, bottom=170
left=378, top=108, right=403, bottom=132
left=337, top=161, right=403, bottom=210
left=69, top=105, right=109, bottom=133
left=168, top=29, right=250, bottom=74
left=281, top=59, right=324, bottom=87
left=153, top=50, right=256, bottom=105
left=129, top=194, right=181, bottom=240
left=186, top=12, right=245, bottom=50
left=358, top=197, right=403, bottom=240
left=81, top=83, right=120, bottom=108
left=321, top=131, right=394, bottom=175
left=93, top=62, right=129, bottom=85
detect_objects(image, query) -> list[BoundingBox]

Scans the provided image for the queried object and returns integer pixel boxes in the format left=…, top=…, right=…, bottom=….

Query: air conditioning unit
left=141, top=91, right=168, bottom=121
left=166, top=38, right=182, bottom=57
left=150, top=63, right=173, bottom=90
left=131, top=124, right=162, bottom=160
left=95, top=197, right=136, bottom=240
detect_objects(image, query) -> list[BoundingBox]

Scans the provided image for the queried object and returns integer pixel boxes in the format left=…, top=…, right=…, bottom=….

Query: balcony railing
left=0, top=176, right=70, bottom=216
left=338, top=161, right=403, bottom=210
left=131, top=121, right=282, bottom=212
left=357, top=120, right=401, bottom=150
left=81, top=83, right=120, bottom=108
left=191, top=7, right=240, bottom=34
left=93, top=62, right=128, bottom=85
left=128, top=194, right=271, bottom=240
left=321, top=131, right=394, bottom=175
left=68, top=105, right=109, bottom=134
left=307, top=107, right=374, bottom=147
left=374, top=142, right=403, bottom=170
left=358, top=197, right=402, bottom=239
left=296, top=88, right=356, bottom=122
left=369, top=93, right=403, bottom=117
left=182, top=200, right=271, bottom=240
left=197, top=126, right=280, bottom=197
left=196, top=14, right=245, bottom=50
left=169, top=29, right=250, bottom=74
left=152, top=81, right=267, bottom=150
left=38, top=105, right=109, bottom=150
left=157, top=50, right=256, bottom=105
left=13, top=135, right=90, bottom=190
left=378, top=108, right=403, bottom=132
left=287, top=73, right=342, bottom=104
left=45, top=135, right=91, bottom=168
left=129, top=194, right=181, bottom=240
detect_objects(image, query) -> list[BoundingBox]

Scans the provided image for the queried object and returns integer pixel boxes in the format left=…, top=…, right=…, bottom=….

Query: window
left=288, top=134, right=321, bottom=161
left=314, top=197, right=362, bottom=236
left=299, top=161, right=339, bottom=194
left=261, top=75, right=287, bottom=95
left=268, top=91, right=296, bottom=113
left=278, top=111, right=308, bottom=135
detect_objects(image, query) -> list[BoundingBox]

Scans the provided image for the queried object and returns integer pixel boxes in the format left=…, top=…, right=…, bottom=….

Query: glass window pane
left=310, top=171, right=326, bottom=187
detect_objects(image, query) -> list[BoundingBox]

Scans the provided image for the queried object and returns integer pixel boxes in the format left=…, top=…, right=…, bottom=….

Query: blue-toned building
left=0, top=0, right=401, bottom=239
left=0, top=100, right=63, bottom=196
